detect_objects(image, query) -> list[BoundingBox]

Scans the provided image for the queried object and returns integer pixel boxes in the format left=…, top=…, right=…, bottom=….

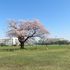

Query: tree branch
left=24, top=31, right=36, bottom=42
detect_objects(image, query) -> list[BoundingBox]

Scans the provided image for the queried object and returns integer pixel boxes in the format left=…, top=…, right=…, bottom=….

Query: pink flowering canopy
left=8, top=19, right=49, bottom=38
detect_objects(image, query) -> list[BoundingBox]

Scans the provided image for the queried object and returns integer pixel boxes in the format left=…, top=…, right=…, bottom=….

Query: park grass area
left=0, top=45, right=70, bottom=70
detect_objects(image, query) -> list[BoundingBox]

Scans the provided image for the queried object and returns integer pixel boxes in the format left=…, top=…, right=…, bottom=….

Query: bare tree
left=8, top=19, right=49, bottom=49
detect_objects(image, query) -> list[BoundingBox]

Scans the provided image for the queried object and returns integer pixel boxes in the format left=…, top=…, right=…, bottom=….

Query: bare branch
left=7, top=19, right=49, bottom=49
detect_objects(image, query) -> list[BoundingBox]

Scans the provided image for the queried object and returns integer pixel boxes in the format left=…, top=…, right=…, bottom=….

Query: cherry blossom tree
left=8, top=19, right=49, bottom=49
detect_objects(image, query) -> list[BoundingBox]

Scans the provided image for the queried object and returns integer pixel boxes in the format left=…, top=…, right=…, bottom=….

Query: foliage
left=0, top=43, right=6, bottom=46
left=8, top=19, right=49, bottom=49
left=36, top=39, right=70, bottom=45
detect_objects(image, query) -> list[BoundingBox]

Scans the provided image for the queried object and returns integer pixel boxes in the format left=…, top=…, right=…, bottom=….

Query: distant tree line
left=35, top=39, right=70, bottom=45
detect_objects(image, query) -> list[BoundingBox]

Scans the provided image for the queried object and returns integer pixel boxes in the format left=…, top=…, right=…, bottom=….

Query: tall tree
left=8, top=19, right=49, bottom=49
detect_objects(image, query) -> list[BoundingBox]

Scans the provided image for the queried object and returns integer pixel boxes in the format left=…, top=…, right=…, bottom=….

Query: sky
left=0, top=0, right=70, bottom=40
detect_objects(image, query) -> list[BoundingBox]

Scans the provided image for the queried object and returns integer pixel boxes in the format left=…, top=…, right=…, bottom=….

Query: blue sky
left=0, top=0, right=70, bottom=40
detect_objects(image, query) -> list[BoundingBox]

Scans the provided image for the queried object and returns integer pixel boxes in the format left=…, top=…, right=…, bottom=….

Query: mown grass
left=0, top=45, right=70, bottom=70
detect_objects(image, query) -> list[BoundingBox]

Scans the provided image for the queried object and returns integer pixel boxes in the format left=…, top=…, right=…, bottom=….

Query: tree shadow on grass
left=0, top=48, right=20, bottom=52
left=0, top=45, right=48, bottom=52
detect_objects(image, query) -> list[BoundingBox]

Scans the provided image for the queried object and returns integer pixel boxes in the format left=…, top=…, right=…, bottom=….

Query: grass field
left=0, top=45, right=70, bottom=70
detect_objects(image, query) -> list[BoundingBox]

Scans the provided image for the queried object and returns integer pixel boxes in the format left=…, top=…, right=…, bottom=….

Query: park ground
left=0, top=45, right=70, bottom=70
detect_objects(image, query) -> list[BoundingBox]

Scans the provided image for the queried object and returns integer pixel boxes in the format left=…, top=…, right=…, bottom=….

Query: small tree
left=8, top=19, right=49, bottom=49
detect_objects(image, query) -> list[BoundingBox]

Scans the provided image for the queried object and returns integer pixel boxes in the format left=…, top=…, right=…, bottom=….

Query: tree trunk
left=20, top=42, right=24, bottom=49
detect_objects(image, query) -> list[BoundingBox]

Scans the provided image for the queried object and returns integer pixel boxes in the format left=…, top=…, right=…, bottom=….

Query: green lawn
left=0, top=45, right=70, bottom=70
